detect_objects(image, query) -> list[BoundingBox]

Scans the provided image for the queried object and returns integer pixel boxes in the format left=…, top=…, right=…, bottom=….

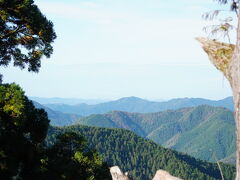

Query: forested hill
left=47, top=125, right=235, bottom=180
left=43, top=96, right=233, bottom=116
left=75, top=105, right=236, bottom=162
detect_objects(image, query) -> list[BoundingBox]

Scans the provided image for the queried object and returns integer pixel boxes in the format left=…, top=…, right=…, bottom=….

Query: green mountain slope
left=172, top=110, right=235, bottom=161
left=44, top=96, right=233, bottom=116
left=75, top=105, right=236, bottom=162
left=46, top=125, right=235, bottom=180
left=79, top=114, right=118, bottom=128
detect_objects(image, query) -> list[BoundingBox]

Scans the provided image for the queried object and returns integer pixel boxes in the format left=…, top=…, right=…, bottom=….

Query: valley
left=33, top=96, right=236, bottom=163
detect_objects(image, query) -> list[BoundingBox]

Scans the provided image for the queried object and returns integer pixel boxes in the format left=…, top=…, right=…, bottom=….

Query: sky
left=0, top=0, right=236, bottom=100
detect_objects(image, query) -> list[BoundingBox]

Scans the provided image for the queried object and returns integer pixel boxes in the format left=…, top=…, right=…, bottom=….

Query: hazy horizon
left=29, top=95, right=232, bottom=102
left=0, top=0, right=233, bottom=100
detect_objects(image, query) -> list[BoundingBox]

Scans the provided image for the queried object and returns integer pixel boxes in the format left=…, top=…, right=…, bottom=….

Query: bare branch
left=202, top=10, right=221, bottom=20
left=203, top=19, right=235, bottom=43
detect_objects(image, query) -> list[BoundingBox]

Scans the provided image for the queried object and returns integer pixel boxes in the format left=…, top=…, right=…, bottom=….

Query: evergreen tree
left=0, top=0, right=56, bottom=77
left=0, top=84, right=111, bottom=179
left=43, top=132, right=111, bottom=180
left=0, top=83, right=49, bottom=179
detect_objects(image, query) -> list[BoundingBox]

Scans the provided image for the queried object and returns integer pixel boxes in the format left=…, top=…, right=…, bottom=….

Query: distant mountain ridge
left=75, top=105, right=236, bottom=162
left=29, top=96, right=108, bottom=105
left=33, top=96, right=236, bottom=162
left=43, top=96, right=234, bottom=116
left=33, top=101, right=81, bottom=126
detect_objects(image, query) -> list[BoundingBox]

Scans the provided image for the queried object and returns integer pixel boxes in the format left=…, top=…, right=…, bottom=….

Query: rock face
left=152, top=170, right=183, bottom=180
left=110, top=166, right=130, bottom=180
left=110, top=166, right=183, bottom=180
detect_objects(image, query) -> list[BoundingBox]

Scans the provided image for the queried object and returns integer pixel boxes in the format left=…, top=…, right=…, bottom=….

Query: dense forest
left=0, top=83, right=111, bottom=179
left=74, top=105, right=236, bottom=162
left=47, top=125, right=236, bottom=180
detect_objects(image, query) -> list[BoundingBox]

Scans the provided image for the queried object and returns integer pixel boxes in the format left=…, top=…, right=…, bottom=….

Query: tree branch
left=0, top=26, right=25, bottom=39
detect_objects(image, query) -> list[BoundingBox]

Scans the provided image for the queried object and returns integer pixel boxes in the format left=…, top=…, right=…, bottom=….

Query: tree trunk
left=229, top=13, right=240, bottom=180
left=196, top=14, right=240, bottom=178
left=233, top=92, right=240, bottom=180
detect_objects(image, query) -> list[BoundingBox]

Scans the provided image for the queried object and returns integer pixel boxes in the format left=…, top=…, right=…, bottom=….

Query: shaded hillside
left=44, top=96, right=233, bottom=116
left=46, top=125, right=235, bottom=180
left=33, top=101, right=81, bottom=126
left=75, top=105, right=236, bottom=162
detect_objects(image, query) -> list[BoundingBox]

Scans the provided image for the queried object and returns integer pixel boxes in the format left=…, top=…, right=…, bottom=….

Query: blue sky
left=0, top=0, right=235, bottom=100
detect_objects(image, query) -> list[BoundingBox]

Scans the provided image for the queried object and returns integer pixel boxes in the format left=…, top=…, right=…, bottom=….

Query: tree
left=0, top=0, right=56, bottom=177
left=0, top=84, right=111, bottom=179
left=0, top=83, right=50, bottom=179
left=44, top=131, right=111, bottom=180
left=0, top=1, right=111, bottom=179
left=0, top=0, right=56, bottom=75
left=0, top=0, right=56, bottom=178
left=197, top=0, right=240, bottom=179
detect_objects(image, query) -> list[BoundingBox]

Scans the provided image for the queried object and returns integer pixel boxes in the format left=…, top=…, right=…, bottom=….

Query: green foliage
left=47, top=125, right=236, bottom=180
left=75, top=105, right=236, bottom=162
left=42, top=132, right=111, bottom=180
left=173, top=109, right=236, bottom=161
left=0, top=83, right=49, bottom=179
left=0, top=0, right=56, bottom=73
left=0, top=83, right=110, bottom=179
left=0, top=83, right=25, bottom=118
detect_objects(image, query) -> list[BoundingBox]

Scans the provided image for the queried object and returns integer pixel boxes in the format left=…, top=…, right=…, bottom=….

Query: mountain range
left=29, top=96, right=108, bottom=105
left=33, top=101, right=81, bottom=126
left=74, top=105, right=236, bottom=162
left=43, top=96, right=234, bottom=116
left=33, top=96, right=236, bottom=163
left=47, top=125, right=235, bottom=180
